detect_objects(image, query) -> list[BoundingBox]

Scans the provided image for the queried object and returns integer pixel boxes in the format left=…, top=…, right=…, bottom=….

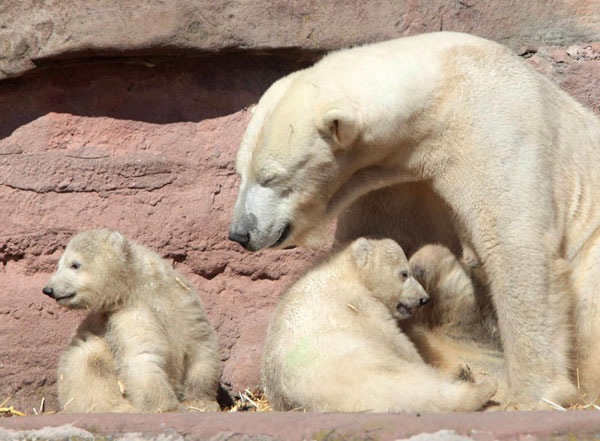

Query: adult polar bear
left=229, top=32, right=600, bottom=407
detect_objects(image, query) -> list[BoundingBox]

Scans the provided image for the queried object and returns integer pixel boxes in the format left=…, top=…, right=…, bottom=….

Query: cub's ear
left=317, top=101, right=360, bottom=151
left=108, top=231, right=130, bottom=260
left=351, top=238, right=372, bottom=269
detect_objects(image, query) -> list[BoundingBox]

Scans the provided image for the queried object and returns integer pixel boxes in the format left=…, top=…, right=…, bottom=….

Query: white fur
left=262, top=237, right=496, bottom=412
left=45, top=229, right=221, bottom=413
left=231, top=32, right=600, bottom=407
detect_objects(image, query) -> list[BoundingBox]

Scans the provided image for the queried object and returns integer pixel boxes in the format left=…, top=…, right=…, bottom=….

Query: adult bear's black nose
left=419, top=296, right=430, bottom=305
left=42, top=286, right=54, bottom=297
left=228, top=230, right=250, bottom=249
left=229, top=214, right=257, bottom=250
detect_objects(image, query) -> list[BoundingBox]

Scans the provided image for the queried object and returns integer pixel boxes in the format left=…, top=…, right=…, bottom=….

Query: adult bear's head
left=229, top=74, right=367, bottom=251
left=229, top=43, right=438, bottom=251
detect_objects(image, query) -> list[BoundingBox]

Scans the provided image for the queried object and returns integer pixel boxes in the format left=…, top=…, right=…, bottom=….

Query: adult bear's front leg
left=472, top=225, right=577, bottom=408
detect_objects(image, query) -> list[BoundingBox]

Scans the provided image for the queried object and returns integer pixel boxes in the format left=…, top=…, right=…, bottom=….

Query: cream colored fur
left=229, top=31, right=600, bottom=407
left=407, top=244, right=500, bottom=348
left=405, top=245, right=504, bottom=401
left=44, top=229, right=220, bottom=413
left=405, top=244, right=578, bottom=408
left=262, top=237, right=497, bottom=412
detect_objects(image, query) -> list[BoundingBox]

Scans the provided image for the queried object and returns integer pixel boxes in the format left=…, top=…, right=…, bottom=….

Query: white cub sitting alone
left=43, top=229, right=221, bottom=413
left=262, top=237, right=497, bottom=412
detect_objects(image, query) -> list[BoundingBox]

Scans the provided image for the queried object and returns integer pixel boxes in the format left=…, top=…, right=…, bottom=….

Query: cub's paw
left=454, top=364, right=475, bottom=383
left=476, top=378, right=498, bottom=400
left=470, top=378, right=498, bottom=410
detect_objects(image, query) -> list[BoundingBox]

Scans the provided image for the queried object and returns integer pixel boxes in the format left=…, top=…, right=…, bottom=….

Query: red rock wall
left=1, top=1, right=600, bottom=413
left=0, top=55, right=323, bottom=411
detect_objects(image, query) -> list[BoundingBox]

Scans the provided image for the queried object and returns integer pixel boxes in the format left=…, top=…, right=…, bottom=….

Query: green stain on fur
left=285, top=337, right=314, bottom=368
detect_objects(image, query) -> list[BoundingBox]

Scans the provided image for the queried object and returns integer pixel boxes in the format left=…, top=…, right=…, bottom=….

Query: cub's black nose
left=228, top=230, right=250, bottom=249
left=419, top=296, right=430, bottom=305
left=42, top=286, right=54, bottom=297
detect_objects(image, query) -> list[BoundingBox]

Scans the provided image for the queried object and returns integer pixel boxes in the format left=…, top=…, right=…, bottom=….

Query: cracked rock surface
left=2, top=0, right=600, bottom=79
left=0, top=55, right=324, bottom=411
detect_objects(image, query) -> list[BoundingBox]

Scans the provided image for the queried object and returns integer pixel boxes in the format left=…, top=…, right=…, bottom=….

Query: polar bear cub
left=404, top=245, right=504, bottom=394
left=43, top=229, right=221, bottom=413
left=408, top=244, right=500, bottom=345
left=262, top=237, right=497, bottom=412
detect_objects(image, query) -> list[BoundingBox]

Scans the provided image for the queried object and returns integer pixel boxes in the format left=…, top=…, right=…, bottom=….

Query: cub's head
left=349, top=237, right=429, bottom=320
left=409, top=244, right=473, bottom=296
left=42, top=230, right=131, bottom=311
left=230, top=73, right=381, bottom=252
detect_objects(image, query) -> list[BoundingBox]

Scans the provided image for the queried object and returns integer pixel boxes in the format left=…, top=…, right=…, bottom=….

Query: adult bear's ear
left=351, top=238, right=372, bottom=269
left=317, top=101, right=360, bottom=151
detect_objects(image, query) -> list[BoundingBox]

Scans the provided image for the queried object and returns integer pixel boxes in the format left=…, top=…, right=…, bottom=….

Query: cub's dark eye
left=400, top=270, right=409, bottom=279
left=70, top=262, right=81, bottom=270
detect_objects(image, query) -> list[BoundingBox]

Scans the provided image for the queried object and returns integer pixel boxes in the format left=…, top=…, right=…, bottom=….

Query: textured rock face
left=0, top=55, right=323, bottom=411
left=1, top=0, right=600, bottom=415
left=2, top=0, right=600, bottom=79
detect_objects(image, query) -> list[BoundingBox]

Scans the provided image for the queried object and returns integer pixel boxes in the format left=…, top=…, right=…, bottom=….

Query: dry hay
left=0, top=397, right=26, bottom=417
left=227, top=388, right=272, bottom=412
left=0, top=396, right=57, bottom=417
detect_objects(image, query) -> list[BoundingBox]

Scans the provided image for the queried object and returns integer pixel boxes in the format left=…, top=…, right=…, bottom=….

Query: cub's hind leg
left=58, top=317, right=135, bottom=413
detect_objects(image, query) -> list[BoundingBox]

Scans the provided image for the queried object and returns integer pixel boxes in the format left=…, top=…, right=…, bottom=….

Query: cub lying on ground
left=262, top=237, right=497, bottom=412
left=43, top=229, right=221, bottom=413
